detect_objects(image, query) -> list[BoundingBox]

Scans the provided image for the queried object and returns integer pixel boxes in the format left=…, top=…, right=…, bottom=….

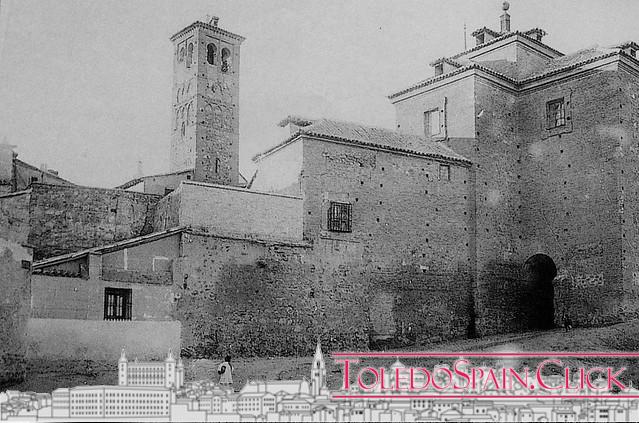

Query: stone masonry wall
left=153, top=189, right=182, bottom=232
left=14, top=161, right=74, bottom=192
left=407, top=69, right=633, bottom=336
left=0, top=190, right=32, bottom=387
left=0, top=239, right=32, bottom=388
left=300, top=139, right=475, bottom=343
left=164, top=182, right=303, bottom=242
left=0, top=191, right=30, bottom=244
left=519, top=68, right=626, bottom=328
left=614, top=67, right=639, bottom=322
left=27, top=184, right=161, bottom=260
left=176, top=234, right=369, bottom=357
left=31, top=275, right=174, bottom=321
left=455, top=77, right=527, bottom=336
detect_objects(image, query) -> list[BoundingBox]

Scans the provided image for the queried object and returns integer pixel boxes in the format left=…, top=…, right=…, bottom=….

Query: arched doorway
left=523, top=254, right=557, bottom=329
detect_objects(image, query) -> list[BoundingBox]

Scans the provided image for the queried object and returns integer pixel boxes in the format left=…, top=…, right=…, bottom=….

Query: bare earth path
left=8, top=320, right=639, bottom=393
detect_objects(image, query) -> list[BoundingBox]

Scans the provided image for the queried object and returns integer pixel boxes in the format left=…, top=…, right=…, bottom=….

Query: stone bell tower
left=169, top=16, right=244, bottom=185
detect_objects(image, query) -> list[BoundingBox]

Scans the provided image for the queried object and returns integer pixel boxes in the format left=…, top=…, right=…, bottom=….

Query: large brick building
left=2, top=4, right=639, bottom=364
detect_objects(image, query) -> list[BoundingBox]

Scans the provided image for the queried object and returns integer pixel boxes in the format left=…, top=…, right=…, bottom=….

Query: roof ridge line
left=390, top=50, right=622, bottom=99
left=33, top=226, right=188, bottom=269
left=449, top=30, right=563, bottom=61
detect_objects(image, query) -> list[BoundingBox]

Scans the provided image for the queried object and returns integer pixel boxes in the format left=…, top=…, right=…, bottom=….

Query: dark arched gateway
left=523, top=254, right=557, bottom=329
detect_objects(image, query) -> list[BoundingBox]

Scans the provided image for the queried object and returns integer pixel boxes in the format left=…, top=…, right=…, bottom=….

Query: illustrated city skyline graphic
left=3, top=343, right=639, bottom=422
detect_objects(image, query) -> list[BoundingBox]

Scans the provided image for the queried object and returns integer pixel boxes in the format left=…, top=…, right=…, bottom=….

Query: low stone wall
left=26, top=318, right=181, bottom=361
left=0, top=239, right=32, bottom=388
left=178, top=181, right=304, bottom=242
left=31, top=275, right=175, bottom=321
left=27, top=184, right=161, bottom=260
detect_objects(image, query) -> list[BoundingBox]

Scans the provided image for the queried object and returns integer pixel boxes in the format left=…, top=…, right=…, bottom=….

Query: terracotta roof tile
left=389, top=45, right=623, bottom=99
left=254, top=118, right=470, bottom=164
left=470, top=27, right=502, bottom=38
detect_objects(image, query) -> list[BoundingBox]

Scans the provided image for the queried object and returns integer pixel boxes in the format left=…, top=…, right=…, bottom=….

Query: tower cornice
left=170, top=21, right=246, bottom=43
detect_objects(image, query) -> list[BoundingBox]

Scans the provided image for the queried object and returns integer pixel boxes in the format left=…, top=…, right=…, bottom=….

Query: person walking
left=218, top=355, right=233, bottom=386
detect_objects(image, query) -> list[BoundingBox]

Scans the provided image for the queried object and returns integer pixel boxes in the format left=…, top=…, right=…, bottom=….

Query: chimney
left=211, top=16, right=219, bottom=27
left=500, top=1, right=511, bottom=34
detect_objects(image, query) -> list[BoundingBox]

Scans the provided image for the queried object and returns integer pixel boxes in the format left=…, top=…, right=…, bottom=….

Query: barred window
left=104, top=288, right=132, bottom=320
left=327, top=202, right=352, bottom=233
left=546, top=98, right=565, bottom=128
left=439, top=164, right=450, bottom=181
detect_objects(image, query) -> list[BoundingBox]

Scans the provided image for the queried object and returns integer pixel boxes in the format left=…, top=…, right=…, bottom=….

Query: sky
left=1, top=0, right=639, bottom=188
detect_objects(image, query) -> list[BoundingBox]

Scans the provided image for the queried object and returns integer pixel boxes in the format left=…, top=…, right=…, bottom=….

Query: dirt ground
left=7, top=321, right=639, bottom=393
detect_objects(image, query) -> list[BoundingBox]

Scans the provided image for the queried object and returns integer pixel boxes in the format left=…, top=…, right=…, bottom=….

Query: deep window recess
left=221, top=48, right=231, bottom=73
left=186, top=43, right=194, bottom=67
left=327, top=202, right=352, bottom=233
left=439, top=164, right=451, bottom=181
left=546, top=98, right=566, bottom=128
left=207, top=43, right=217, bottom=65
left=104, top=288, right=132, bottom=320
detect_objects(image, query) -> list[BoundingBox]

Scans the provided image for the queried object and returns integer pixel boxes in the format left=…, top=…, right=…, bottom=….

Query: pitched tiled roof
left=388, top=62, right=517, bottom=99
left=524, top=28, right=547, bottom=38
left=115, top=168, right=194, bottom=190
left=254, top=118, right=470, bottom=164
left=520, top=47, right=618, bottom=81
left=277, top=115, right=315, bottom=127
left=15, top=159, right=74, bottom=185
left=389, top=43, right=624, bottom=99
left=429, top=57, right=464, bottom=68
left=450, top=30, right=564, bottom=61
left=32, top=226, right=188, bottom=270
left=471, top=27, right=502, bottom=38
left=617, top=41, right=639, bottom=50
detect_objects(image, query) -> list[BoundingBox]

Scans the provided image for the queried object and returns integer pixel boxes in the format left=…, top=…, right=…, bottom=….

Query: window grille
left=546, top=98, right=566, bottom=128
left=327, top=202, right=352, bottom=233
left=104, top=288, right=132, bottom=320
left=439, top=164, right=451, bottom=181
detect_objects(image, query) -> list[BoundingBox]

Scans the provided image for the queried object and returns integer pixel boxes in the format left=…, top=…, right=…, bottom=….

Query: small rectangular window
left=424, top=109, right=441, bottom=137
left=439, top=164, right=451, bottom=181
left=327, top=201, right=352, bottom=233
left=546, top=98, right=566, bottom=128
left=104, top=288, right=132, bottom=320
